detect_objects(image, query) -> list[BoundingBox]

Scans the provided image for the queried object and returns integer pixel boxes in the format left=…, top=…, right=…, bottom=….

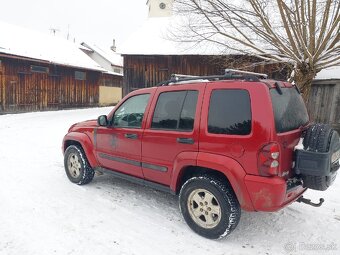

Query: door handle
left=124, top=133, right=138, bottom=139
left=177, top=137, right=194, bottom=144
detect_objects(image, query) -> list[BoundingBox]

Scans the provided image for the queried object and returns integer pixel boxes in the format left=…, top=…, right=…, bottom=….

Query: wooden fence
left=308, top=80, right=340, bottom=133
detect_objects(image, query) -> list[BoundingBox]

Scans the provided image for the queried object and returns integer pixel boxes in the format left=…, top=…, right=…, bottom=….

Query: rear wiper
left=274, top=82, right=283, bottom=95
left=294, top=85, right=301, bottom=94
left=299, top=122, right=309, bottom=131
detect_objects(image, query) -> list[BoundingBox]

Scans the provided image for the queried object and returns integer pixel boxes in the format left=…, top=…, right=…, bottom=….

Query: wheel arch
left=171, top=152, right=254, bottom=211
left=63, top=132, right=98, bottom=168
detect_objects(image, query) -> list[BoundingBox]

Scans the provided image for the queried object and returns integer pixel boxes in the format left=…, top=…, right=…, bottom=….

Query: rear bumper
left=244, top=175, right=306, bottom=212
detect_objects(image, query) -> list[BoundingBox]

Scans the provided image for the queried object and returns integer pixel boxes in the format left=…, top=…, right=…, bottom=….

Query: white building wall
left=147, top=0, right=173, bottom=17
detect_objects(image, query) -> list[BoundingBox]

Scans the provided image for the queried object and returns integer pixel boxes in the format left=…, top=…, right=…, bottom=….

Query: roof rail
left=156, top=69, right=268, bottom=86
left=225, top=69, right=268, bottom=79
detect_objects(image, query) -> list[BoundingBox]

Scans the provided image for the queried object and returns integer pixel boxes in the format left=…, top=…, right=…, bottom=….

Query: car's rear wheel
left=64, top=145, right=94, bottom=185
left=179, top=175, right=241, bottom=239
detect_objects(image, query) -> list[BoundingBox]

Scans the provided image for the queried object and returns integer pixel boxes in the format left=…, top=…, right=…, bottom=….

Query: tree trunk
left=294, top=63, right=317, bottom=103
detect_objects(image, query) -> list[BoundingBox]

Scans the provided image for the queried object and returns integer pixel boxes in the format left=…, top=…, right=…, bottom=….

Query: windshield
left=270, top=87, right=309, bottom=133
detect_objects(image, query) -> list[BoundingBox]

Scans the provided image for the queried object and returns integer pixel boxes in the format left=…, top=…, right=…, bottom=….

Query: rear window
left=208, top=89, right=251, bottom=135
left=270, top=87, right=309, bottom=133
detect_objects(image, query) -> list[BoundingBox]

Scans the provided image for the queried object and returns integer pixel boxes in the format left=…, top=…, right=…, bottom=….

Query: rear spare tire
left=298, top=124, right=340, bottom=190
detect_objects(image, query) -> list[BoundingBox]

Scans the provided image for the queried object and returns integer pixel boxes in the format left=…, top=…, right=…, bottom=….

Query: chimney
left=111, top=39, right=117, bottom=52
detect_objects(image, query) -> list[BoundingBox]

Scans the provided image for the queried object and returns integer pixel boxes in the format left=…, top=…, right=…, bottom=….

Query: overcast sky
left=0, top=0, right=148, bottom=51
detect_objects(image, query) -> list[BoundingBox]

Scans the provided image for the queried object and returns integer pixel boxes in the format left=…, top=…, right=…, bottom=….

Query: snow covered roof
left=121, top=7, right=340, bottom=81
left=120, top=16, right=225, bottom=55
left=81, top=43, right=123, bottom=67
left=0, top=21, right=105, bottom=72
left=315, top=66, right=340, bottom=80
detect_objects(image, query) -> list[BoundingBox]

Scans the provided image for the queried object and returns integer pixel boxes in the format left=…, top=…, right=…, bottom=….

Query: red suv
left=62, top=70, right=340, bottom=239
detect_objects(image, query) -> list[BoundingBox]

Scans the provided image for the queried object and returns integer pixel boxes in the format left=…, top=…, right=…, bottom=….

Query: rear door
left=141, top=84, right=205, bottom=185
left=198, top=81, right=274, bottom=176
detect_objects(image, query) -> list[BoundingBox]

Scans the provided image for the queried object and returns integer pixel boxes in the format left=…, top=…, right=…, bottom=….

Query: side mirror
left=97, top=115, right=108, bottom=126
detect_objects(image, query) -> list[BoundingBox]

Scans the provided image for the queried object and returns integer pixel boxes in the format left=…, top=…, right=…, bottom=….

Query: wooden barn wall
left=123, top=55, right=339, bottom=130
left=0, top=57, right=100, bottom=113
left=123, top=55, right=288, bottom=95
left=100, top=73, right=123, bottom=87
left=308, top=81, right=340, bottom=133
left=0, top=60, right=3, bottom=109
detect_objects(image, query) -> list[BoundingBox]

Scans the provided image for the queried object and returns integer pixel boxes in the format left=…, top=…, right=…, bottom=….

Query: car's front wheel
left=179, top=175, right=241, bottom=239
left=64, top=145, right=94, bottom=185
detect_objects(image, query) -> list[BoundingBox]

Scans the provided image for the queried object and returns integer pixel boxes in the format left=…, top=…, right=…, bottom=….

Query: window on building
left=75, top=71, right=86, bottom=80
left=101, top=78, right=112, bottom=87
left=31, top=65, right=49, bottom=73
left=159, top=2, right=166, bottom=9
left=208, top=89, right=251, bottom=135
left=113, top=67, right=123, bottom=74
left=151, top=90, right=198, bottom=131
left=100, top=77, right=122, bottom=87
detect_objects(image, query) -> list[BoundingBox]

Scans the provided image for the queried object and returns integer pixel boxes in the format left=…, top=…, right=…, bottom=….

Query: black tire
left=303, top=123, right=332, bottom=152
left=301, top=124, right=339, bottom=190
left=179, top=175, right=241, bottom=239
left=300, top=174, right=337, bottom=191
left=64, top=145, right=95, bottom=185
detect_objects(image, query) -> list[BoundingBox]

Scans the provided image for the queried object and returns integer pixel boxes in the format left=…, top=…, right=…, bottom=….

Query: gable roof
left=120, top=16, right=225, bottom=56
left=0, top=21, right=105, bottom=72
left=81, top=42, right=123, bottom=67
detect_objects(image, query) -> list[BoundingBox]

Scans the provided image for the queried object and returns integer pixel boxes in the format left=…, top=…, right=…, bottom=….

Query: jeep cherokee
left=62, top=69, right=340, bottom=239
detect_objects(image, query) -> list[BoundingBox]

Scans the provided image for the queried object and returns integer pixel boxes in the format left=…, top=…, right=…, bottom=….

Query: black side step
left=94, top=167, right=175, bottom=195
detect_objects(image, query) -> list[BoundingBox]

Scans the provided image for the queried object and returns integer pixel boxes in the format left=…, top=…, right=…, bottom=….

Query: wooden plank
left=0, top=72, right=3, bottom=111
left=308, top=82, right=339, bottom=132
left=331, top=82, right=340, bottom=126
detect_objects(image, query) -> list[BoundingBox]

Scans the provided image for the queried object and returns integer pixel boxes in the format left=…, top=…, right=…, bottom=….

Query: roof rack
left=224, top=69, right=268, bottom=79
left=156, top=69, right=268, bottom=86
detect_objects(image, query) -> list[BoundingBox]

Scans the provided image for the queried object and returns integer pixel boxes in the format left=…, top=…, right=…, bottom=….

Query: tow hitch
left=297, top=196, right=325, bottom=207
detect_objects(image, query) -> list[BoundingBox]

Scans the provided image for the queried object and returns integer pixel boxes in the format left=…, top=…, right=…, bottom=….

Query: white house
left=81, top=42, right=124, bottom=105
left=147, top=0, right=173, bottom=18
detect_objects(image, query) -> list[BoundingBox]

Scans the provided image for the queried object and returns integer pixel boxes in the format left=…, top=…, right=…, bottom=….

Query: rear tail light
left=258, top=143, right=280, bottom=176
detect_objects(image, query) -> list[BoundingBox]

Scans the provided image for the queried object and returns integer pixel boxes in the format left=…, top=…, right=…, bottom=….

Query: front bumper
left=244, top=175, right=306, bottom=212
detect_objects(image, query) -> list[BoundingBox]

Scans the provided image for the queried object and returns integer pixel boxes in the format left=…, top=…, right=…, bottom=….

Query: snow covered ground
left=0, top=107, right=339, bottom=255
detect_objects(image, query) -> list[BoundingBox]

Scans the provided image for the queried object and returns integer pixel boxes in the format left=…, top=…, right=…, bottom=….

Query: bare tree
left=174, top=0, right=340, bottom=101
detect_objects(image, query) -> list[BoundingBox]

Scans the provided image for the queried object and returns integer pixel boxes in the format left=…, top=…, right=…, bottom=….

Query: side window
left=208, top=89, right=251, bottom=135
left=151, top=90, right=198, bottom=131
left=113, top=94, right=150, bottom=128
